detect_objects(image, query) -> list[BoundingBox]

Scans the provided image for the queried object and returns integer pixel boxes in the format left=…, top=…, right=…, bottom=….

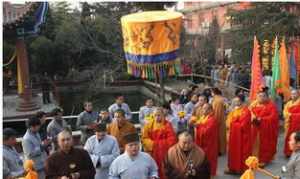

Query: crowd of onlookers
left=209, top=64, right=251, bottom=89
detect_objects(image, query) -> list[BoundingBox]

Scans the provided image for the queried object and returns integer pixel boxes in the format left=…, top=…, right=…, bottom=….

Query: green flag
left=271, top=36, right=280, bottom=99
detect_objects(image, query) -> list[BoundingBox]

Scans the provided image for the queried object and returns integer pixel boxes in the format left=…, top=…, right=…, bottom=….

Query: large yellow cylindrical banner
left=121, top=11, right=182, bottom=79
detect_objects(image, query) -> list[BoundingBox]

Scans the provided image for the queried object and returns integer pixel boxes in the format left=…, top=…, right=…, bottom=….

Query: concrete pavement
left=216, top=131, right=288, bottom=179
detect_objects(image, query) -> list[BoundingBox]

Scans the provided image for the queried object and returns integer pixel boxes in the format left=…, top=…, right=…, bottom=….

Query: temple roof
left=3, top=2, right=48, bottom=37
left=3, top=2, right=37, bottom=26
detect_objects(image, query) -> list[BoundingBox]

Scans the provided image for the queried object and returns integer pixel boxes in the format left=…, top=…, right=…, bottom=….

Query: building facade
left=181, top=2, right=300, bottom=64
left=181, top=2, right=251, bottom=63
left=3, top=2, right=32, bottom=25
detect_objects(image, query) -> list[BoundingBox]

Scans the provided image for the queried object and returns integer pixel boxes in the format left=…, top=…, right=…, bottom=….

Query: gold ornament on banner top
left=121, top=11, right=183, bottom=79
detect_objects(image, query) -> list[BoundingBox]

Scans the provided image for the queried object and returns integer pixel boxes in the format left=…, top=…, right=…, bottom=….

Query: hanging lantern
left=121, top=11, right=183, bottom=80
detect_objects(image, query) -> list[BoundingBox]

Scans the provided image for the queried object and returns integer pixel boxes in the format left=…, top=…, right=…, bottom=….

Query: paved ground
left=3, top=93, right=59, bottom=118
left=216, top=131, right=287, bottom=179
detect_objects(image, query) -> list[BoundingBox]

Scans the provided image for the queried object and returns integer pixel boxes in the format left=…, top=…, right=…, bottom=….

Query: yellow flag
left=279, top=37, right=291, bottom=101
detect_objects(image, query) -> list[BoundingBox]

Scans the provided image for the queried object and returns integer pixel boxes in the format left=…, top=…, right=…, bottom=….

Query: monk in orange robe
left=284, top=89, right=300, bottom=157
left=249, top=89, right=279, bottom=167
left=211, top=88, right=226, bottom=155
left=107, top=109, right=137, bottom=153
left=225, top=96, right=252, bottom=174
left=195, top=103, right=219, bottom=176
left=142, top=107, right=177, bottom=179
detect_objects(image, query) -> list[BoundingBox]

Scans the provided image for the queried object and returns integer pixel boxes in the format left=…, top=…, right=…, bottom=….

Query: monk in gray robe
left=3, top=128, right=25, bottom=179
left=84, top=123, right=120, bottom=179
left=109, top=133, right=158, bottom=179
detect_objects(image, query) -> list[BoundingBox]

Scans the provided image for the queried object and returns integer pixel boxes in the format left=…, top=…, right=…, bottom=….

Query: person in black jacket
left=41, top=72, right=51, bottom=104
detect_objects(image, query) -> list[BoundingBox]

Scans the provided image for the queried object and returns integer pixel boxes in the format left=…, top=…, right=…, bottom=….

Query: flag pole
left=256, top=168, right=280, bottom=179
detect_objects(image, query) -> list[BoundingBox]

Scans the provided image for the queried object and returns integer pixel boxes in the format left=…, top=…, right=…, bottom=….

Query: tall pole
left=159, top=74, right=165, bottom=104
left=16, top=38, right=40, bottom=111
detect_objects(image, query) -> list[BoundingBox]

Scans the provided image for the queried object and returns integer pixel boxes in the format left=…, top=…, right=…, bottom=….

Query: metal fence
left=3, top=112, right=142, bottom=142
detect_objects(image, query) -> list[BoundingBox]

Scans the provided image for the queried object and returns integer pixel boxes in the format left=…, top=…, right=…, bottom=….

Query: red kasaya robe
left=142, top=119, right=177, bottom=179
left=284, top=104, right=300, bottom=157
left=227, top=106, right=252, bottom=172
left=195, top=113, right=219, bottom=176
left=250, top=100, right=279, bottom=164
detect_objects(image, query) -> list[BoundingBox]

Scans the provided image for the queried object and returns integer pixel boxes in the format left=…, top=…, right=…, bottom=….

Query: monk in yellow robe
left=211, top=88, right=226, bottom=155
left=142, top=107, right=177, bottom=179
left=107, top=109, right=137, bottom=153
left=284, top=89, right=300, bottom=157
left=249, top=88, right=279, bottom=167
left=219, top=65, right=228, bottom=86
left=189, top=95, right=208, bottom=127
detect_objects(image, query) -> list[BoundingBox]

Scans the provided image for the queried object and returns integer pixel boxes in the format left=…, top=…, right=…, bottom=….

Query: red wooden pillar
left=16, top=38, right=40, bottom=111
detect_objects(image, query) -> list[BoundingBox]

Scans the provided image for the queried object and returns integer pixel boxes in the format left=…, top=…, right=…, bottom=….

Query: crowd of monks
left=4, top=86, right=300, bottom=179
left=135, top=87, right=300, bottom=178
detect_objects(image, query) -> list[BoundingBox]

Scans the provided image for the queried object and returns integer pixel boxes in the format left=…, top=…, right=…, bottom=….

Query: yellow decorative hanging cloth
left=240, top=156, right=258, bottom=179
left=18, top=160, right=38, bottom=179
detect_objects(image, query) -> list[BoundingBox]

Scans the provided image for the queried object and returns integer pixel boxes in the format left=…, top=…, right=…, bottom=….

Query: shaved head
left=291, top=89, right=299, bottom=101
left=153, top=107, right=165, bottom=122
left=178, top=131, right=193, bottom=141
left=178, top=131, right=193, bottom=152
left=58, top=129, right=73, bottom=152
left=58, top=129, right=72, bottom=140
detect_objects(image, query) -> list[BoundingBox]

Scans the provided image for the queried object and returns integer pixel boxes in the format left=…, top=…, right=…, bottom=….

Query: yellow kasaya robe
left=283, top=98, right=300, bottom=157
left=212, top=95, right=226, bottom=154
left=283, top=98, right=300, bottom=135
left=189, top=105, right=204, bottom=126
left=220, top=68, right=228, bottom=85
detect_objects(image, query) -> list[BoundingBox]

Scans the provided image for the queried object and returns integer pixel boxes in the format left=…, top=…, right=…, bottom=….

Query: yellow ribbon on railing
left=3, top=49, right=16, bottom=67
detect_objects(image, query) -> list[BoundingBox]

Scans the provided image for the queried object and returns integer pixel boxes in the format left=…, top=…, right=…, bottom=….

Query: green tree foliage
left=182, top=16, right=220, bottom=73
left=227, top=2, right=300, bottom=63
left=4, top=2, right=177, bottom=80
left=3, top=40, right=17, bottom=74
left=206, top=17, right=220, bottom=64
left=79, top=2, right=176, bottom=74
left=29, top=36, right=56, bottom=75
